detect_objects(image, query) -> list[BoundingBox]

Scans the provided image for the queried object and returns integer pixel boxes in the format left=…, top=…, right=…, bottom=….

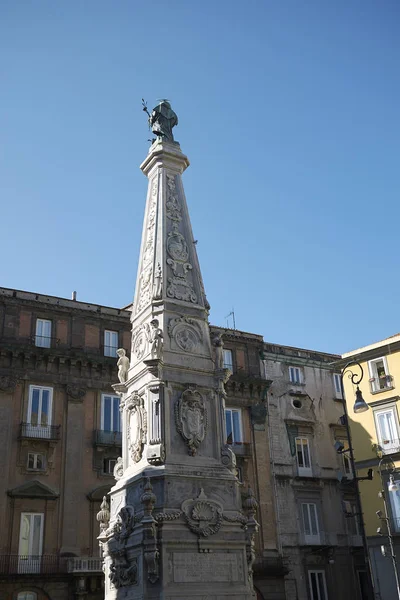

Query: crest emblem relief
left=168, top=316, right=203, bottom=353
left=181, top=489, right=223, bottom=537
left=175, top=388, right=207, bottom=455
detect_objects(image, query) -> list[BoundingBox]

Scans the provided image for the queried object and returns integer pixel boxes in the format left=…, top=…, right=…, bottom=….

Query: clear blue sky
left=1, top=1, right=399, bottom=354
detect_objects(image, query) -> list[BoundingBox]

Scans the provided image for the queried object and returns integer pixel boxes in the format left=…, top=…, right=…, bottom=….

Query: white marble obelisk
left=98, top=106, right=258, bottom=600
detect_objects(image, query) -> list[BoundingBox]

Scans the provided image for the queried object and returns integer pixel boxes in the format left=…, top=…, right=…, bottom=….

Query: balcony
left=376, top=438, right=400, bottom=456
left=0, top=555, right=67, bottom=575
left=370, top=374, right=394, bottom=394
left=94, top=430, right=122, bottom=447
left=19, top=423, right=61, bottom=441
left=229, top=442, right=252, bottom=458
left=31, top=335, right=60, bottom=349
left=67, top=557, right=103, bottom=573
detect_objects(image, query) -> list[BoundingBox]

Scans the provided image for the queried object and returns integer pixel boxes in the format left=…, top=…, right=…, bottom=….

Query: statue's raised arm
left=149, top=100, right=178, bottom=142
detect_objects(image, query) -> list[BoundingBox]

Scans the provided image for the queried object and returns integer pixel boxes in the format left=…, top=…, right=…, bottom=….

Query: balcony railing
left=0, top=555, right=67, bottom=575
left=67, top=557, right=103, bottom=573
left=20, top=423, right=61, bottom=441
left=31, top=335, right=60, bottom=349
left=370, top=374, right=394, bottom=393
left=94, top=429, right=122, bottom=446
left=228, top=442, right=252, bottom=457
left=376, top=438, right=400, bottom=455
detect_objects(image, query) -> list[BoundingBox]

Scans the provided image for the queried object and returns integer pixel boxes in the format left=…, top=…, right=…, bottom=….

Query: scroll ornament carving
left=113, top=457, right=124, bottom=480
left=166, top=174, right=182, bottom=222
left=175, top=388, right=207, bottom=456
left=181, top=489, right=223, bottom=537
left=0, top=375, right=18, bottom=392
left=221, top=444, right=237, bottom=475
left=126, top=394, right=147, bottom=463
left=106, top=506, right=137, bottom=588
left=168, top=316, right=202, bottom=353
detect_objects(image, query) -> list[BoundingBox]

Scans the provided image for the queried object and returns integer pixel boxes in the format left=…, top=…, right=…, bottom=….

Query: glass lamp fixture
left=353, top=387, right=369, bottom=413
left=388, top=474, right=399, bottom=493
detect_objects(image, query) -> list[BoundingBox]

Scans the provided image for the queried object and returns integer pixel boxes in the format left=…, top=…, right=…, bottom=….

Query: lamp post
left=376, top=457, right=400, bottom=599
left=340, top=360, right=375, bottom=599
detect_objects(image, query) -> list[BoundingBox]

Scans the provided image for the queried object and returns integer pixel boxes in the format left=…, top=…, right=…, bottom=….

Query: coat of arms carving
left=126, top=393, right=147, bottom=463
left=175, top=388, right=207, bottom=455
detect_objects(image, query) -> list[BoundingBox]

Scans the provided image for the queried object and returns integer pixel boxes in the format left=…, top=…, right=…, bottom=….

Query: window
left=18, top=593, right=37, bottom=600
left=343, top=501, right=359, bottom=535
left=18, top=513, right=44, bottom=573
left=301, top=502, right=320, bottom=544
left=223, top=349, right=234, bottom=370
left=35, top=319, right=51, bottom=348
left=104, top=330, right=118, bottom=357
left=289, top=366, right=302, bottom=384
left=308, top=570, right=328, bottom=600
left=27, top=453, right=44, bottom=470
left=295, top=437, right=312, bottom=477
left=103, top=458, right=117, bottom=475
left=225, top=408, right=243, bottom=444
left=333, top=373, right=342, bottom=399
left=27, top=386, right=53, bottom=434
left=342, top=448, right=353, bottom=479
left=374, top=405, right=400, bottom=454
left=388, top=477, right=400, bottom=532
left=101, top=394, right=121, bottom=432
left=368, top=357, right=392, bottom=392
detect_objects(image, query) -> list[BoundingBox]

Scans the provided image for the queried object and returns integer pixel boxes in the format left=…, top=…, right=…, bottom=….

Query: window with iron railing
left=368, top=357, right=394, bottom=393
left=104, top=330, right=118, bottom=357
left=374, top=405, right=400, bottom=455
left=35, top=319, right=52, bottom=348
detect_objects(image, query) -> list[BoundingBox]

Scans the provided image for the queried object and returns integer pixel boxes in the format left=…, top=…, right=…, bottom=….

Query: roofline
left=0, top=286, right=131, bottom=315
left=342, top=333, right=400, bottom=359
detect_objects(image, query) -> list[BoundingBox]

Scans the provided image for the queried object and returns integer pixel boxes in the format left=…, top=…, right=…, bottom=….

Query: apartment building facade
left=263, top=343, right=366, bottom=600
left=342, top=334, right=400, bottom=600
left=0, top=287, right=131, bottom=600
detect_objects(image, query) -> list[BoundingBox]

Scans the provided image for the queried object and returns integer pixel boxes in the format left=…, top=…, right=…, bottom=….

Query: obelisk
left=98, top=101, right=258, bottom=599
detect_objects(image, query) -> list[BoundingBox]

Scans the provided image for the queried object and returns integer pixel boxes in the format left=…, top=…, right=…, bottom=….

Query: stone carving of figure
left=116, top=349, right=130, bottom=383
left=149, top=100, right=178, bottom=142
left=213, top=333, right=224, bottom=370
left=150, top=318, right=163, bottom=359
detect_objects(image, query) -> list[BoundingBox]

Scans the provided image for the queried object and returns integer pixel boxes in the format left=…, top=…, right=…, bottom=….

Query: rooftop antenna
left=225, top=309, right=236, bottom=330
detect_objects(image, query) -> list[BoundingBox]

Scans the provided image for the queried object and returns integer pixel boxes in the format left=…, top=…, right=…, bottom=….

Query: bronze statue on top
left=142, top=99, right=178, bottom=142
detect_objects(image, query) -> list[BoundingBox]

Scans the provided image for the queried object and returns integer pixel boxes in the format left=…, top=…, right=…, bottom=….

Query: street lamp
left=339, top=360, right=375, bottom=599
left=376, top=457, right=400, bottom=599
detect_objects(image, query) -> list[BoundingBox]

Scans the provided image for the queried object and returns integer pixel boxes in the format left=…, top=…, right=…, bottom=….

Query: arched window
left=17, top=592, right=37, bottom=600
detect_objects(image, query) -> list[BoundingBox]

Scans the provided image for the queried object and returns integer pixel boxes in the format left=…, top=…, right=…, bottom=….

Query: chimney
left=72, top=291, right=77, bottom=301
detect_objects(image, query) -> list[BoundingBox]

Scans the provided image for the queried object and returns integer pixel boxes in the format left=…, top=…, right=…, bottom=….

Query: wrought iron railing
left=20, top=423, right=61, bottom=440
left=0, top=554, right=67, bottom=574
left=375, top=438, right=400, bottom=455
left=228, top=442, right=252, bottom=457
left=370, top=374, right=394, bottom=393
left=104, top=345, right=118, bottom=358
left=31, top=335, right=60, bottom=349
left=67, top=557, right=103, bottom=573
left=94, top=429, right=122, bottom=446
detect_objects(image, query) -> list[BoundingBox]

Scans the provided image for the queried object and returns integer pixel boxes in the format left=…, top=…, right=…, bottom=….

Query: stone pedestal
left=98, top=136, right=258, bottom=600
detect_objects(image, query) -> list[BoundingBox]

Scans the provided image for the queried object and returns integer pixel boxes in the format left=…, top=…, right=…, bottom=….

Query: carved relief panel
left=165, top=173, right=197, bottom=304
left=168, top=316, right=203, bottom=354
left=175, top=388, right=207, bottom=455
